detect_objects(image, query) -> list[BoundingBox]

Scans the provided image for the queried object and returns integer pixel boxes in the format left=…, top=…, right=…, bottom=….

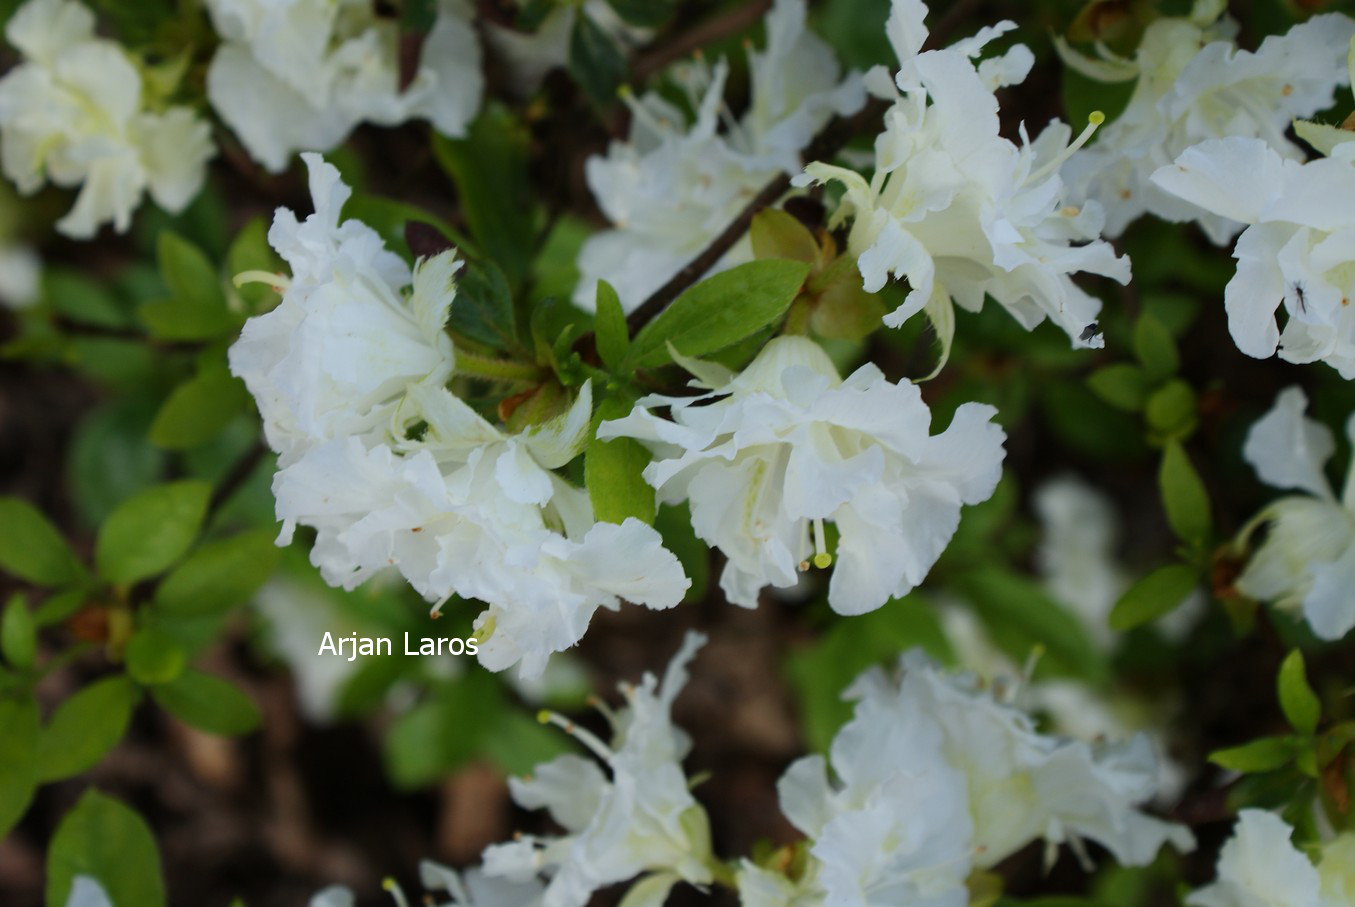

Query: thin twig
left=207, top=441, right=268, bottom=516
left=631, top=0, right=774, bottom=82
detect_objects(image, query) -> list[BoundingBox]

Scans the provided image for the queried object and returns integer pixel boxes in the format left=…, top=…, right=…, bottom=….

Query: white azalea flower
left=1034, top=476, right=1130, bottom=649
left=0, top=0, right=214, bottom=237
left=573, top=0, right=863, bottom=312
left=1060, top=3, right=1355, bottom=244
left=482, top=632, right=715, bottom=907
left=231, top=154, right=688, bottom=677
left=205, top=0, right=482, bottom=172
left=598, top=335, right=1006, bottom=614
left=1188, top=810, right=1327, bottom=907
left=228, top=153, right=453, bottom=466
left=767, top=656, right=974, bottom=907
left=798, top=0, right=1128, bottom=356
left=1234, top=386, right=1355, bottom=640
left=1150, top=137, right=1355, bottom=376
left=850, top=653, right=1194, bottom=870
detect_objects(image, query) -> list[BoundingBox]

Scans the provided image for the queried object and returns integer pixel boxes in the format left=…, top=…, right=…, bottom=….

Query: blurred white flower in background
left=573, top=0, right=863, bottom=312
left=205, top=0, right=482, bottom=172
left=0, top=0, right=214, bottom=237
left=599, top=335, right=1006, bottom=614
left=1060, top=0, right=1355, bottom=245
left=0, top=242, right=40, bottom=309
left=1187, top=810, right=1355, bottom=907
left=799, top=0, right=1129, bottom=358
left=1234, top=386, right=1355, bottom=640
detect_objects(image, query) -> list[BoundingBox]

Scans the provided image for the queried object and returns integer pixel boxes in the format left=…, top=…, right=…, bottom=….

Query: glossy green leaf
left=1277, top=650, right=1321, bottom=736
left=594, top=280, right=629, bottom=371
left=154, top=530, right=280, bottom=617
left=1087, top=363, right=1152, bottom=412
left=149, top=366, right=249, bottom=450
left=0, top=693, right=39, bottom=839
left=586, top=398, right=655, bottom=525
left=36, top=677, right=138, bottom=782
left=1209, top=736, right=1298, bottom=773
left=449, top=261, right=519, bottom=351
left=95, top=481, right=211, bottom=585
left=0, top=497, right=86, bottom=586
left=152, top=670, right=260, bottom=736
left=46, top=789, right=166, bottom=907
left=1108, top=563, right=1199, bottom=631
left=2, top=594, right=35, bottom=670
left=125, top=628, right=187, bottom=686
left=1159, top=440, right=1211, bottom=546
left=1133, top=314, right=1179, bottom=382
left=569, top=10, right=627, bottom=106
left=624, top=260, right=811, bottom=370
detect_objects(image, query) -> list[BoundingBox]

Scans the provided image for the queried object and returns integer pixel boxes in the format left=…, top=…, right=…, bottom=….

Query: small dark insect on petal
left=1079, top=321, right=1101, bottom=342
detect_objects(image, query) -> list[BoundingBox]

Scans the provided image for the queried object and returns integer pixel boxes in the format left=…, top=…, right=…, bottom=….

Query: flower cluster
left=0, top=0, right=214, bottom=237
left=1059, top=0, right=1355, bottom=244
left=204, top=0, right=483, bottom=172
left=228, top=154, right=688, bottom=677
left=599, top=336, right=1007, bottom=614
left=1188, top=810, right=1355, bottom=907
left=573, top=0, right=864, bottom=312
left=739, top=652, right=1193, bottom=906
left=1234, top=386, right=1355, bottom=640
left=797, top=0, right=1129, bottom=359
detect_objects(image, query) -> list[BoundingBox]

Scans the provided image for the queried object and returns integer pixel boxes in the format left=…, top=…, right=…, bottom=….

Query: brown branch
left=622, top=96, right=889, bottom=334
left=631, top=0, right=774, bottom=83
left=207, top=441, right=269, bottom=516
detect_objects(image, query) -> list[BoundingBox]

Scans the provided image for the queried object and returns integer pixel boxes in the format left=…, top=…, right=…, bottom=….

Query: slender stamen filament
left=538, top=710, right=614, bottom=762
left=233, top=270, right=290, bottom=292
left=812, top=518, right=833, bottom=569
left=1028, top=111, right=1105, bottom=184
left=382, top=878, right=411, bottom=907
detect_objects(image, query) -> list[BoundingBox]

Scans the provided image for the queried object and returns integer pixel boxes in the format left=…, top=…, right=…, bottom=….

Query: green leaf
left=383, top=673, right=500, bottom=788
left=45, top=270, right=128, bottom=328
left=125, top=628, right=187, bottom=686
left=432, top=106, right=534, bottom=286
left=149, top=366, right=249, bottom=450
left=2, top=594, right=35, bottom=670
left=0, top=497, right=86, bottom=586
left=1277, top=650, right=1321, bottom=736
left=138, top=232, right=237, bottom=340
left=46, top=789, right=166, bottom=907
left=1087, top=363, right=1152, bottom=412
left=569, top=10, right=627, bottom=106
left=1159, top=440, right=1212, bottom=546
left=594, top=280, right=629, bottom=371
left=95, top=481, right=211, bottom=585
left=624, top=260, right=811, bottom=370
left=36, top=677, right=138, bottom=782
left=1108, top=563, right=1199, bottom=632
left=1133, top=314, right=1178, bottom=381
left=586, top=399, right=655, bottom=525
left=152, top=670, right=260, bottom=736
left=450, top=261, right=519, bottom=351
left=1209, top=736, right=1298, bottom=773
left=0, top=692, right=39, bottom=838
left=68, top=398, right=166, bottom=528
left=154, top=530, right=281, bottom=617
left=479, top=710, right=571, bottom=776
left=807, top=256, right=885, bottom=342
left=656, top=503, right=708, bottom=605
left=1145, top=379, right=1198, bottom=439
left=961, top=567, right=1110, bottom=684
left=750, top=209, right=820, bottom=264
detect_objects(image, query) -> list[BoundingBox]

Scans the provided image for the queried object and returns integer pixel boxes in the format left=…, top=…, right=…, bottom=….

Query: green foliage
left=623, top=261, right=811, bottom=370
left=36, top=678, right=139, bottom=782
left=1277, top=650, right=1321, bottom=736
left=586, top=397, right=656, bottom=525
left=226, top=217, right=282, bottom=310
left=2, top=594, right=36, bottom=670
left=1109, top=564, right=1199, bottom=631
left=138, top=232, right=239, bottom=340
left=0, top=693, right=39, bottom=838
left=154, top=530, right=281, bottom=617
left=1087, top=363, right=1152, bottom=412
left=603, top=0, right=676, bottom=27
left=1159, top=441, right=1212, bottom=548
left=95, top=481, right=211, bottom=585
left=432, top=106, right=535, bottom=287
left=450, top=261, right=520, bottom=352
left=570, top=10, right=628, bottom=106
left=0, top=497, right=87, bottom=586
left=1210, top=736, right=1301, bottom=773
left=125, top=628, right=187, bottom=685
left=594, top=280, right=630, bottom=370
left=46, top=789, right=166, bottom=907
left=149, top=361, right=249, bottom=450
left=151, top=670, right=261, bottom=736
left=382, top=671, right=520, bottom=789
